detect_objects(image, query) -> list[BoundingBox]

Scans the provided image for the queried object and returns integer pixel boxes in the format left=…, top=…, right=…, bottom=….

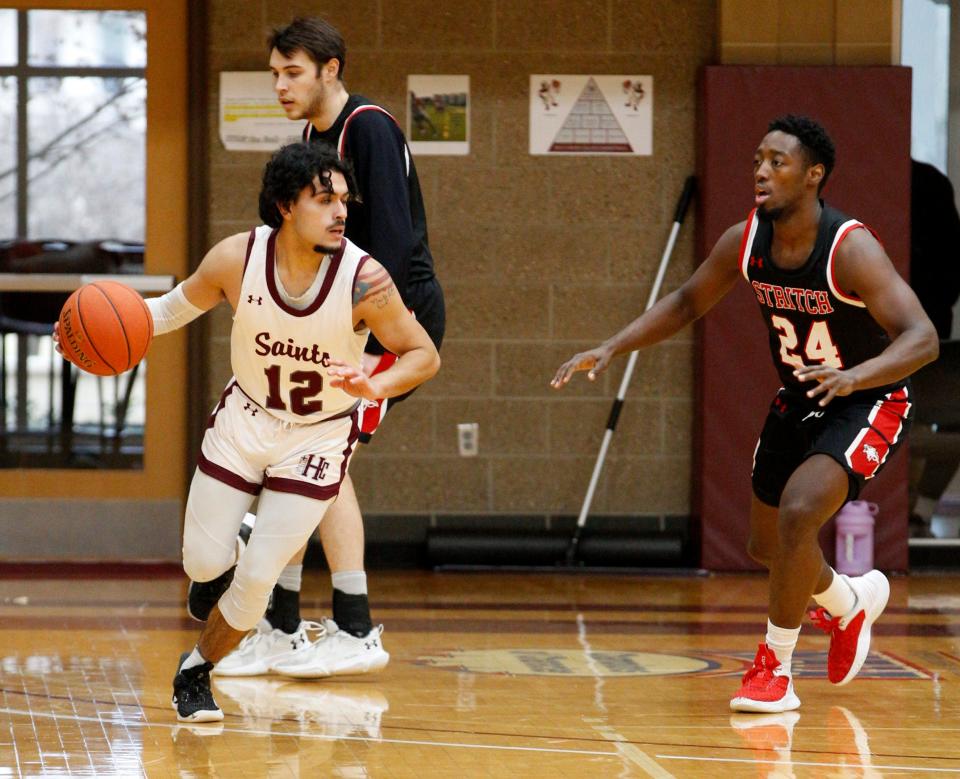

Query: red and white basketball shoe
left=809, top=569, right=889, bottom=686
left=730, top=643, right=801, bottom=713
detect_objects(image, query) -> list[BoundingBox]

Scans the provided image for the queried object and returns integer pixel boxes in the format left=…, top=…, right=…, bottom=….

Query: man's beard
left=304, top=83, right=326, bottom=119
left=757, top=203, right=783, bottom=222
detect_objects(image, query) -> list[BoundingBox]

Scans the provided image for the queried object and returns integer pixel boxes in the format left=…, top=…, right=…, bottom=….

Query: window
left=901, top=0, right=950, bottom=172
left=0, top=10, right=147, bottom=468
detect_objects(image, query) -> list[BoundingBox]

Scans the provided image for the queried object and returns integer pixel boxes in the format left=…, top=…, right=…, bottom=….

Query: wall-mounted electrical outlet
left=457, top=422, right=479, bottom=456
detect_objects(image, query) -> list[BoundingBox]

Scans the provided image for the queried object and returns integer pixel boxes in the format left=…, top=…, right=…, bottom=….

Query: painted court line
left=0, top=706, right=617, bottom=758
left=656, top=754, right=959, bottom=773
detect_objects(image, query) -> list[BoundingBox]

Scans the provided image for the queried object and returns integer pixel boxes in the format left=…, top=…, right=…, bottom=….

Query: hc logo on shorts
left=298, top=454, right=330, bottom=481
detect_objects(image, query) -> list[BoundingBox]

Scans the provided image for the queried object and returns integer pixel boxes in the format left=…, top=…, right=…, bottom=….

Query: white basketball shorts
left=197, top=381, right=360, bottom=501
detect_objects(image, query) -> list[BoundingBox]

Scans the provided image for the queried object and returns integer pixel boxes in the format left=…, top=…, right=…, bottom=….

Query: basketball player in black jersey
left=553, top=115, right=938, bottom=713
left=188, top=16, right=445, bottom=680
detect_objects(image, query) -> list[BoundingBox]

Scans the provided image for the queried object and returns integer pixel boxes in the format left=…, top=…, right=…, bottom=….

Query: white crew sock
left=276, top=564, right=302, bottom=592
left=813, top=569, right=858, bottom=617
left=331, top=570, right=368, bottom=595
left=179, top=646, right=207, bottom=671
left=766, top=620, right=800, bottom=676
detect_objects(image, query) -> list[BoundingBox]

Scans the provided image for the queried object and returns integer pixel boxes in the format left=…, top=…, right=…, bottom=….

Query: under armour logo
left=862, top=443, right=880, bottom=464
left=365, top=639, right=379, bottom=650
left=247, top=295, right=262, bottom=305
left=290, top=634, right=305, bottom=650
left=243, top=403, right=258, bottom=416
left=749, top=255, right=764, bottom=269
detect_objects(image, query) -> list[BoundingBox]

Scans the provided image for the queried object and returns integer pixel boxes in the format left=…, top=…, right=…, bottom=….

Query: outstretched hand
left=551, top=346, right=614, bottom=388
left=793, top=365, right=857, bottom=406
left=328, top=358, right=384, bottom=400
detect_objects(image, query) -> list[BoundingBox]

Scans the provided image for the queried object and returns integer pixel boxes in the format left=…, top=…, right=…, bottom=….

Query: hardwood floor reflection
left=1, top=570, right=958, bottom=777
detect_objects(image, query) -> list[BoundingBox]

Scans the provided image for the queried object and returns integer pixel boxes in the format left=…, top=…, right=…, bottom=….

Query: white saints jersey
left=230, top=225, right=370, bottom=423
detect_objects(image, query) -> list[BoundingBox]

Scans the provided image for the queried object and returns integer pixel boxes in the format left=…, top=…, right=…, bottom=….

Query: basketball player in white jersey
left=190, top=16, right=446, bottom=681
left=136, top=142, right=438, bottom=721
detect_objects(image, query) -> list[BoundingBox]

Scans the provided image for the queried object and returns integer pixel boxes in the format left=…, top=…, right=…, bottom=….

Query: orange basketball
left=58, top=281, right=154, bottom=376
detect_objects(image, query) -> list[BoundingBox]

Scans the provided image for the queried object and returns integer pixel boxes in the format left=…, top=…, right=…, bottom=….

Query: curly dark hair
left=258, top=142, right=357, bottom=228
left=768, top=115, right=836, bottom=192
left=269, top=17, right=346, bottom=79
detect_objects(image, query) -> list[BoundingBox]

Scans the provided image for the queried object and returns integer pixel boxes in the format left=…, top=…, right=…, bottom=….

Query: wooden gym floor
left=0, top=569, right=958, bottom=777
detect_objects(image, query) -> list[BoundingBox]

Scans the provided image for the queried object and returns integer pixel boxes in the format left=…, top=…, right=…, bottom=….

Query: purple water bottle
left=834, top=501, right=878, bottom=576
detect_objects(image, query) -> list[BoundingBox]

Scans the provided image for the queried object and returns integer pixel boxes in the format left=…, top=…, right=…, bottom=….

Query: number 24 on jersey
left=771, top=316, right=843, bottom=369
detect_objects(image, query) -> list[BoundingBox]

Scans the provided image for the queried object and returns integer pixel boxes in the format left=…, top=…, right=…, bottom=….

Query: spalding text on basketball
left=60, top=308, right=96, bottom=371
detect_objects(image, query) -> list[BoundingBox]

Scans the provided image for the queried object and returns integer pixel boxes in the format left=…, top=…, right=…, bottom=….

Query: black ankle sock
left=332, top=589, right=373, bottom=637
left=265, top=584, right=301, bottom=633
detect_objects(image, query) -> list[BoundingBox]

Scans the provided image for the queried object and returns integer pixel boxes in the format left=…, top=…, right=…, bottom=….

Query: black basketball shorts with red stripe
left=751, top=383, right=912, bottom=506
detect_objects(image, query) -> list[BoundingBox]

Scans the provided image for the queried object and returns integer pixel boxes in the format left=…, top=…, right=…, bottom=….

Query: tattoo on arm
left=353, top=267, right=397, bottom=309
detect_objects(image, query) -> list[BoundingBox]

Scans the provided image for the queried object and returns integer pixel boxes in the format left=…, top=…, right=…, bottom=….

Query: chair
left=0, top=239, right=143, bottom=466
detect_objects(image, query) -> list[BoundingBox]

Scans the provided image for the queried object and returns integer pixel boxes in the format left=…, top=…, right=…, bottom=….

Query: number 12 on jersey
left=771, top=315, right=843, bottom=369
left=264, top=364, right=324, bottom=414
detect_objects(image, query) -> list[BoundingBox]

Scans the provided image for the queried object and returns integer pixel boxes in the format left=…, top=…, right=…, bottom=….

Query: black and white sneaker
left=172, top=652, right=223, bottom=722
left=186, top=567, right=235, bottom=622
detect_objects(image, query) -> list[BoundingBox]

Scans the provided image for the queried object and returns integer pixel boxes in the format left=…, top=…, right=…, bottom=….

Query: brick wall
left=200, top=2, right=903, bottom=539
left=719, top=0, right=899, bottom=65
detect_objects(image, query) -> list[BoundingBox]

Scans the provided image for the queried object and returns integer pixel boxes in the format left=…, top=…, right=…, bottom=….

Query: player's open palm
left=551, top=346, right=613, bottom=388
left=327, top=358, right=383, bottom=400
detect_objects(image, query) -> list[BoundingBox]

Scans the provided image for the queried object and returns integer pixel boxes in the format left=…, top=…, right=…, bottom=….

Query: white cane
left=565, top=176, right=697, bottom=565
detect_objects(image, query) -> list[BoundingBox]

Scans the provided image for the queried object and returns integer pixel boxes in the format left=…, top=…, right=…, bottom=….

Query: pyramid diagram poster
left=529, top=75, right=652, bottom=156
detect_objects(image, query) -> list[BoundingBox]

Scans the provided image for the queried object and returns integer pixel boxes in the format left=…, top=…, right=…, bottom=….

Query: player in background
left=553, top=115, right=938, bottom=712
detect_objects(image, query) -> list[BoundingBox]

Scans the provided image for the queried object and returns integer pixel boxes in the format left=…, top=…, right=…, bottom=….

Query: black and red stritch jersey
left=738, top=202, right=901, bottom=398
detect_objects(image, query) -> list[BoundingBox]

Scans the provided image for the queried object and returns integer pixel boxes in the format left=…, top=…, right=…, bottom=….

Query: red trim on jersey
left=359, top=353, right=399, bottom=437
left=738, top=209, right=757, bottom=267
left=828, top=223, right=866, bottom=304
left=242, top=229, right=257, bottom=280
left=338, top=105, right=401, bottom=158
left=264, top=229, right=346, bottom=317
left=197, top=450, right=263, bottom=495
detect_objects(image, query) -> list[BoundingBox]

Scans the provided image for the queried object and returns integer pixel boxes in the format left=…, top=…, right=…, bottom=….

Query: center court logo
left=416, top=649, right=722, bottom=677
left=416, top=649, right=931, bottom=678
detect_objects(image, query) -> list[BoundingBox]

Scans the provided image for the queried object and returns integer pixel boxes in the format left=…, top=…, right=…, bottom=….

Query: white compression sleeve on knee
left=146, top=283, right=205, bottom=335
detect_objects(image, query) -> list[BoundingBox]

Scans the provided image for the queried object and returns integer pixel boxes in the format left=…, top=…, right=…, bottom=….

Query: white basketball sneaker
left=212, top=619, right=319, bottom=677
left=272, top=618, right=390, bottom=679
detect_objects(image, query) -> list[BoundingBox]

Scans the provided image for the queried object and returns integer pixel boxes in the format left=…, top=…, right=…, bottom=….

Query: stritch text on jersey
left=750, top=281, right=836, bottom=315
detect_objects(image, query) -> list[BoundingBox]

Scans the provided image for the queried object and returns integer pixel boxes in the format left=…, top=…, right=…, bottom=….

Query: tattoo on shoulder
left=353, top=266, right=397, bottom=309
